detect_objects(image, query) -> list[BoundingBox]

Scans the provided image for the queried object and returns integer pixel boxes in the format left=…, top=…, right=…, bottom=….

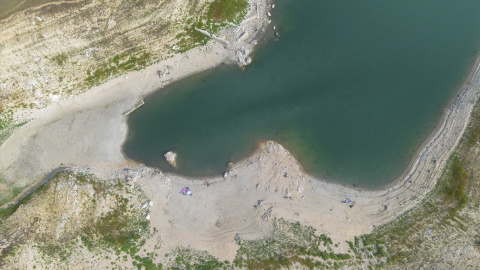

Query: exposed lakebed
left=123, top=0, right=480, bottom=188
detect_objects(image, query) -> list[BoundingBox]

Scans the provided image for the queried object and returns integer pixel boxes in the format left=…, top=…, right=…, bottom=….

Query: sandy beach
left=1, top=0, right=480, bottom=262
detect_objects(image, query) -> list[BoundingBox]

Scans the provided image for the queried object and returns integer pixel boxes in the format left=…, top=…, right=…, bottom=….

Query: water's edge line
left=0, top=0, right=275, bottom=209
left=3, top=1, right=480, bottom=229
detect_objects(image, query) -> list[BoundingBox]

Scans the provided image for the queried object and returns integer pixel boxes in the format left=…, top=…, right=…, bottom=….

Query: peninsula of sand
left=1, top=0, right=480, bottom=261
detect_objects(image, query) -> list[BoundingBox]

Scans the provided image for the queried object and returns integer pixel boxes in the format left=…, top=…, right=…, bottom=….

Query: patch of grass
left=87, top=201, right=148, bottom=253
left=84, top=51, right=152, bottom=87
left=52, top=52, right=68, bottom=66
left=173, top=25, right=210, bottom=53
left=0, top=109, right=14, bottom=145
left=1, top=170, right=140, bottom=253
left=0, top=109, right=12, bottom=130
left=465, top=109, right=480, bottom=147
left=0, top=108, right=29, bottom=148
left=0, top=176, right=51, bottom=225
left=169, top=248, right=227, bottom=270
left=3, top=169, right=153, bottom=266
left=0, top=179, right=27, bottom=206
left=442, top=156, right=468, bottom=213
left=0, top=204, right=20, bottom=224
left=70, top=175, right=154, bottom=266
left=133, top=254, right=163, bottom=270
left=207, top=0, right=249, bottom=23
left=233, top=219, right=352, bottom=269
left=318, top=234, right=333, bottom=247
left=173, top=0, right=248, bottom=52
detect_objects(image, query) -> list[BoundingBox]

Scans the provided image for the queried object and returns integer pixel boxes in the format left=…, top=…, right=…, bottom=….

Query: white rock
left=49, top=93, right=61, bottom=101
left=164, top=151, right=177, bottom=167
left=107, top=18, right=116, bottom=29
left=36, top=17, right=43, bottom=22
left=145, top=214, right=150, bottom=220
left=267, top=12, right=271, bottom=17
left=148, top=200, right=153, bottom=207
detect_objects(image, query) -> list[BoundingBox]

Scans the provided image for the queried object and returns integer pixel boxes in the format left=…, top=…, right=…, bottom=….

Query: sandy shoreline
left=1, top=0, right=480, bottom=261
left=377, top=55, right=480, bottom=193
left=0, top=0, right=273, bottom=198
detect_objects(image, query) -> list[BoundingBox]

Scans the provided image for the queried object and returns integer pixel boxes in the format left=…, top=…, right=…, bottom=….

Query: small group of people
left=341, top=198, right=356, bottom=208
left=181, top=187, right=192, bottom=196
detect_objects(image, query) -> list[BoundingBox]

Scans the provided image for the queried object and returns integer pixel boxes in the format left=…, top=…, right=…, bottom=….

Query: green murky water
left=123, top=0, right=480, bottom=188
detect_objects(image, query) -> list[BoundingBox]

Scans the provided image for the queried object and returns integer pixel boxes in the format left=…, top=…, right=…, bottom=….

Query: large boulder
left=164, top=151, right=177, bottom=167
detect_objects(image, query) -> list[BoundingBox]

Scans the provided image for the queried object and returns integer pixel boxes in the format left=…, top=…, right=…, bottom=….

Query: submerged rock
left=164, top=151, right=177, bottom=167
left=236, top=50, right=253, bottom=67
left=163, top=151, right=177, bottom=167
left=245, top=57, right=252, bottom=66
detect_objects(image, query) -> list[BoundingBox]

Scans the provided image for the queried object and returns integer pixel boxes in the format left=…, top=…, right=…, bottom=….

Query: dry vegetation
left=2, top=100, right=480, bottom=269
left=221, top=99, right=480, bottom=269
left=0, top=0, right=245, bottom=117
left=0, top=170, right=159, bottom=269
left=1, top=0, right=480, bottom=268
left=0, top=0, right=253, bottom=206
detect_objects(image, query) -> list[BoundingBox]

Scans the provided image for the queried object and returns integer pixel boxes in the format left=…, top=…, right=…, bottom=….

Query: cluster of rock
left=193, top=0, right=276, bottom=68
left=228, top=0, right=277, bottom=68
left=236, top=49, right=252, bottom=66
left=141, top=200, right=154, bottom=220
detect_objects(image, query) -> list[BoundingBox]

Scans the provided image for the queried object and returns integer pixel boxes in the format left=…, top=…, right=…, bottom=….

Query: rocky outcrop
left=164, top=151, right=177, bottom=167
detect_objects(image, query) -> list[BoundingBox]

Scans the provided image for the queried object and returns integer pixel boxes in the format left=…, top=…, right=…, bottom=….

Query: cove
left=123, top=0, right=480, bottom=188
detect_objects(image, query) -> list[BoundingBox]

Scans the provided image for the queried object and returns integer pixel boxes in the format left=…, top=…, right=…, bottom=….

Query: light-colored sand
left=0, top=0, right=271, bottom=192
left=0, top=42, right=230, bottom=187
left=1, top=0, right=480, bottom=261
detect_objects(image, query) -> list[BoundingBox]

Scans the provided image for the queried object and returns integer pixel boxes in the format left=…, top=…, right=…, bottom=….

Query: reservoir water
left=123, top=0, right=480, bottom=188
